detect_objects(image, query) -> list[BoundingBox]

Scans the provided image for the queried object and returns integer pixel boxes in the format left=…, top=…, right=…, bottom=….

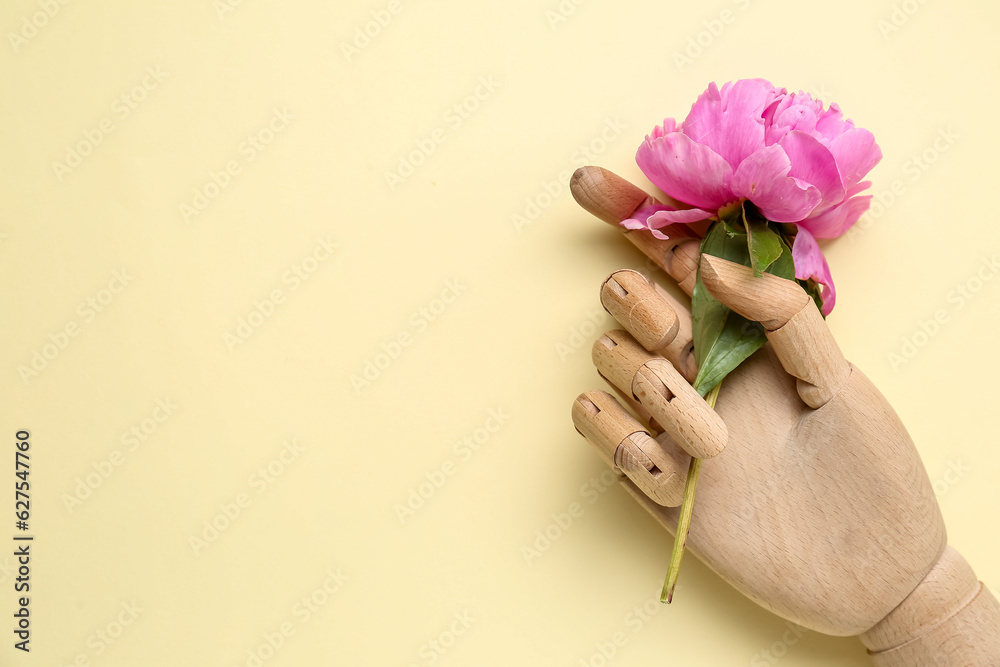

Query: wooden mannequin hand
left=569, top=166, right=1000, bottom=665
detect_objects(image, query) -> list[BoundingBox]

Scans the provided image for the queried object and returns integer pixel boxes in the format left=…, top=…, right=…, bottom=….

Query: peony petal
left=846, top=180, right=872, bottom=197
left=814, top=102, right=853, bottom=142
left=636, top=132, right=734, bottom=210
left=621, top=203, right=673, bottom=230
left=774, top=104, right=818, bottom=135
left=649, top=118, right=678, bottom=140
left=761, top=97, right=783, bottom=139
left=647, top=208, right=715, bottom=226
left=764, top=92, right=824, bottom=145
left=681, top=79, right=772, bottom=170
left=632, top=203, right=673, bottom=220
left=800, top=194, right=872, bottom=239
left=779, top=130, right=846, bottom=212
left=792, top=227, right=836, bottom=315
left=829, top=128, right=882, bottom=190
left=731, top=145, right=821, bottom=222
left=621, top=205, right=714, bottom=239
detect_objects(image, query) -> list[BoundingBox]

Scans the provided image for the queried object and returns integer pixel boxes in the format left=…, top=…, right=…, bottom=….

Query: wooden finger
left=602, top=381, right=664, bottom=436
left=600, top=269, right=697, bottom=382
left=591, top=330, right=728, bottom=459
left=601, top=269, right=678, bottom=351
left=570, top=165, right=657, bottom=225
left=572, top=390, right=688, bottom=506
left=664, top=238, right=700, bottom=296
left=650, top=282, right=697, bottom=382
left=618, top=431, right=689, bottom=507
left=570, top=166, right=703, bottom=296
left=698, top=254, right=851, bottom=408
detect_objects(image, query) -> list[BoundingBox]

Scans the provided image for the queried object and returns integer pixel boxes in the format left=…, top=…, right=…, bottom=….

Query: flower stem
left=661, top=381, right=721, bottom=604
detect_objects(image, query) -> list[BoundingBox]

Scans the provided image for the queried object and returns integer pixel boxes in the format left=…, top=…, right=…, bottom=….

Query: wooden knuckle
left=632, top=359, right=727, bottom=459
left=572, top=390, right=645, bottom=470
left=600, top=270, right=679, bottom=352
left=616, top=432, right=685, bottom=507
left=769, top=302, right=851, bottom=408
left=591, top=330, right=657, bottom=399
left=664, top=239, right=700, bottom=295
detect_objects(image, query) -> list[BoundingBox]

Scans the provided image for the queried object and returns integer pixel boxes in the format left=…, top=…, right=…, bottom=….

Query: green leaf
left=692, top=309, right=767, bottom=394
left=691, top=226, right=745, bottom=371
left=719, top=204, right=744, bottom=237
left=690, top=220, right=795, bottom=395
left=744, top=204, right=783, bottom=277
left=722, top=218, right=742, bottom=237
left=770, top=232, right=795, bottom=280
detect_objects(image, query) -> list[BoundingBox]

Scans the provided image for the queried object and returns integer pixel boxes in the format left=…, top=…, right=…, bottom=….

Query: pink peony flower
left=624, top=79, right=882, bottom=315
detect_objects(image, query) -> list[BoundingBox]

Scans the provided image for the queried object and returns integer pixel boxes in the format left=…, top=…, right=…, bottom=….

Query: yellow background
left=3, top=0, right=999, bottom=664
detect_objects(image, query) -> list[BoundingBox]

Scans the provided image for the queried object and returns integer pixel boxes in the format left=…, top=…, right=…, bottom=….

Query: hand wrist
left=860, top=546, right=1000, bottom=665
